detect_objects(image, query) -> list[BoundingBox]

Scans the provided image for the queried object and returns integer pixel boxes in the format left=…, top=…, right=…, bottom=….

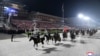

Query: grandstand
left=0, top=1, right=66, bottom=33
left=27, top=12, right=63, bottom=29
left=9, top=11, right=63, bottom=31
left=11, top=18, right=61, bottom=30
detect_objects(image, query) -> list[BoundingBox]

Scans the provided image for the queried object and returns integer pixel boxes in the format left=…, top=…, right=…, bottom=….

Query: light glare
left=4, top=7, right=9, bottom=10
left=78, top=13, right=84, bottom=18
left=84, top=16, right=90, bottom=20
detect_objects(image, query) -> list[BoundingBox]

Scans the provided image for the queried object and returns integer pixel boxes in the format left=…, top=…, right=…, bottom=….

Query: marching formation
left=27, top=28, right=97, bottom=50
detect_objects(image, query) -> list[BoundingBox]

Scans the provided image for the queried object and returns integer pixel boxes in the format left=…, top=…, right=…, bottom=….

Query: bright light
left=78, top=13, right=90, bottom=21
left=4, top=7, right=10, bottom=11
left=84, top=16, right=90, bottom=20
left=10, top=10, right=16, bottom=12
left=4, top=7, right=9, bottom=10
left=4, top=6, right=17, bottom=13
left=78, top=13, right=84, bottom=18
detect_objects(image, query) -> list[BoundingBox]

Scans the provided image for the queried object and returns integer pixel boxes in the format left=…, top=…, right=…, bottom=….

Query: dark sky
left=11, top=0, right=100, bottom=21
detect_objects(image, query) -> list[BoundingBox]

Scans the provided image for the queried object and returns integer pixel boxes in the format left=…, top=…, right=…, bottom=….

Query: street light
left=78, top=13, right=90, bottom=21
left=78, top=13, right=84, bottom=18
left=77, top=13, right=91, bottom=28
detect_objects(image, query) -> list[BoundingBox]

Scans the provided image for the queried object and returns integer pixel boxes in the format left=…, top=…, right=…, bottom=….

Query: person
left=44, top=29, right=50, bottom=44
left=70, top=30, right=76, bottom=41
left=63, top=31, right=67, bottom=40
left=40, top=33, right=45, bottom=48
left=29, top=29, right=39, bottom=50
left=29, top=29, right=45, bottom=50
left=10, top=29, right=17, bottom=42
left=75, top=30, right=79, bottom=35
left=27, top=30, right=31, bottom=38
left=53, top=31, right=61, bottom=43
left=11, top=33, right=14, bottom=42
left=44, top=29, right=48, bottom=35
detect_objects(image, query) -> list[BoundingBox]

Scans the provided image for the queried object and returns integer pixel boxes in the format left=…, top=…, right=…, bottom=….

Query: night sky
left=10, top=0, right=100, bottom=21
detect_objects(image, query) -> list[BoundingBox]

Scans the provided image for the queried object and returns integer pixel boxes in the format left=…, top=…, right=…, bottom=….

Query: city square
left=0, top=0, right=100, bottom=56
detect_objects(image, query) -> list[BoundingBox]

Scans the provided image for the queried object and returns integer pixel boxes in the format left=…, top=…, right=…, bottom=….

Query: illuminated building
left=30, top=12, right=62, bottom=24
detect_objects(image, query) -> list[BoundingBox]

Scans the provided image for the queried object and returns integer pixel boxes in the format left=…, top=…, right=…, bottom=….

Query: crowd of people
left=11, top=19, right=58, bottom=30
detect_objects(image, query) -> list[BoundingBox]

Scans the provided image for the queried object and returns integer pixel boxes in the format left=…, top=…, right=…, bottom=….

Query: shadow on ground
left=55, top=43, right=63, bottom=46
left=80, top=40, right=87, bottom=44
left=54, top=42, right=75, bottom=48
left=42, top=47, right=60, bottom=54
left=71, top=40, right=77, bottom=43
left=62, top=44, right=75, bottom=48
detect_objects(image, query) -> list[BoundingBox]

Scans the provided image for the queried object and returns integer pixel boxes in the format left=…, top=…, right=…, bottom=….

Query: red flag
left=63, top=26, right=68, bottom=32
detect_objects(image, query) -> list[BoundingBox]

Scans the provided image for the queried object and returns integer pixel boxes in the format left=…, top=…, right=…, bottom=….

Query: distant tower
left=62, top=3, right=64, bottom=27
